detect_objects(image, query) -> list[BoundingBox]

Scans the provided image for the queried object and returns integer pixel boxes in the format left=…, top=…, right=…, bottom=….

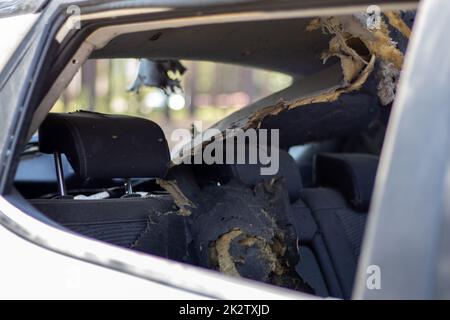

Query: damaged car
left=1, top=0, right=449, bottom=300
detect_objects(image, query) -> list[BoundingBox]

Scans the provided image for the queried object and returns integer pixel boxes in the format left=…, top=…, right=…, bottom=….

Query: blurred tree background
left=52, top=59, right=292, bottom=146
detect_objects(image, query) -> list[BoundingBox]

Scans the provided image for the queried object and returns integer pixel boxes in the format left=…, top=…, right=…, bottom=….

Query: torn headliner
left=91, top=17, right=335, bottom=77
left=167, top=9, right=414, bottom=155
left=91, top=16, right=366, bottom=149
left=32, top=3, right=414, bottom=153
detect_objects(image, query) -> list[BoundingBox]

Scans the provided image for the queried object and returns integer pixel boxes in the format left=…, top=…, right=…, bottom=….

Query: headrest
left=216, top=144, right=302, bottom=202
left=39, top=111, right=170, bottom=180
left=314, top=153, right=379, bottom=212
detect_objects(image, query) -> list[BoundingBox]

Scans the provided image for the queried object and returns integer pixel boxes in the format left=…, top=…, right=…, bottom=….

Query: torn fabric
left=188, top=179, right=313, bottom=292
left=385, top=11, right=412, bottom=39
left=307, top=14, right=406, bottom=106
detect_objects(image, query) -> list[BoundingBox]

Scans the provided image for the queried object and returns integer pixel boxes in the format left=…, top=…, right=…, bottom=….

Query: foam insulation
left=244, top=54, right=375, bottom=130
left=212, top=228, right=243, bottom=277
left=187, top=179, right=312, bottom=292
left=150, top=12, right=414, bottom=293
left=211, top=229, right=286, bottom=281
left=385, top=11, right=412, bottom=39
left=156, top=179, right=196, bottom=216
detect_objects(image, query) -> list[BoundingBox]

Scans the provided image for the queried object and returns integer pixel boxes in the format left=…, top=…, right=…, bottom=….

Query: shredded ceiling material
left=193, top=179, right=313, bottom=292
left=153, top=11, right=413, bottom=292
left=243, top=11, right=410, bottom=130
left=156, top=173, right=314, bottom=292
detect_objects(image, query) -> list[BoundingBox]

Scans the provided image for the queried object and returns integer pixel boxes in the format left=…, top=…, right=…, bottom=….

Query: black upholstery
left=39, top=111, right=170, bottom=179
left=31, top=197, right=158, bottom=249
left=300, top=188, right=363, bottom=299
left=34, top=112, right=185, bottom=261
left=30, top=196, right=190, bottom=262
left=314, top=153, right=379, bottom=212
left=291, top=152, right=379, bottom=299
left=291, top=199, right=342, bottom=298
left=199, top=147, right=377, bottom=298
left=205, top=145, right=302, bottom=202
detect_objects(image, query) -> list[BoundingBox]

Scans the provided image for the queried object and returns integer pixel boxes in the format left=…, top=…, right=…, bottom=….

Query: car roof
left=92, top=17, right=333, bottom=77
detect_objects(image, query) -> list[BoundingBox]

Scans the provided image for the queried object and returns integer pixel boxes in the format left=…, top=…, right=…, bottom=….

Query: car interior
left=11, top=12, right=415, bottom=299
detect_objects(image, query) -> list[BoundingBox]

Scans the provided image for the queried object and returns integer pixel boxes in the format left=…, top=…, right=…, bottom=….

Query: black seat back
left=200, top=145, right=333, bottom=295
left=39, top=111, right=170, bottom=180
left=296, top=153, right=379, bottom=298
left=32, top=111, right=187, bottom=260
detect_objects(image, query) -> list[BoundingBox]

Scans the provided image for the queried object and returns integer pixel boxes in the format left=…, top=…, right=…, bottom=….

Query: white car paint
left=0, top=223, right=205, bottom=299
left=0, top=13, right=39, bottom=71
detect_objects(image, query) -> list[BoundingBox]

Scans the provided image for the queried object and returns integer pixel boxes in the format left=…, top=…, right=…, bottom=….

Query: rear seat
left=208, top=146, right=336, bottom=296
left=30, top=111, right=190, bottom=263
left=31, top=111, right=379, bottom=297
left=213, top=146, right=378, bottom=298
left=299, top=153, right=379, bottom=298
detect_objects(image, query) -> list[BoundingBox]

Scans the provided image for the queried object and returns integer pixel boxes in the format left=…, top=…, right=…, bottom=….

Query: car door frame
left=1, top=0, right=434, bottom=299
left=354, top=0, right=450, bottom=299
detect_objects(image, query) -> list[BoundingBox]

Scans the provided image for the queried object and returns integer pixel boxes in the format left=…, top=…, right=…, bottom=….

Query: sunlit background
left=52, top=59, right=292, bottom=146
